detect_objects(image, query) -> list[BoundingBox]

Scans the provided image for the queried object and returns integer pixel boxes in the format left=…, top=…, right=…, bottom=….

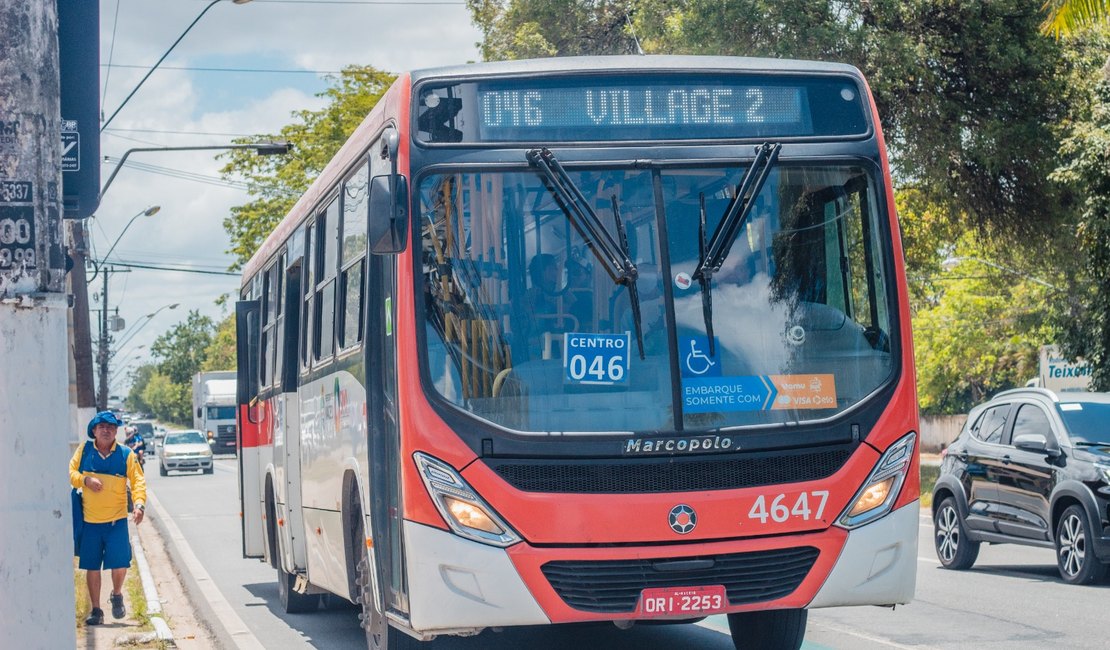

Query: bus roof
left=410, top=55, right=863, bottom=84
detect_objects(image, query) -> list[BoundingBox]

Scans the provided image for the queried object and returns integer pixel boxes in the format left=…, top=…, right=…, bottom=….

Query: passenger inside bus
left=524, top=252, right=576, bottom=359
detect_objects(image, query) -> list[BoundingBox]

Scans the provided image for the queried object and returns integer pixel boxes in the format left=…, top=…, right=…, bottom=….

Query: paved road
left=146, top=457, right=1110, bottom=649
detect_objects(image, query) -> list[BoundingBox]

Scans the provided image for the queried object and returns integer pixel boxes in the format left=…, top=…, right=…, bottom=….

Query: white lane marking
left=919, top=556, right=940, bottom=564
left=809, top=619, right=940, bottom=650
left=148, top=491, right=265, bottom=650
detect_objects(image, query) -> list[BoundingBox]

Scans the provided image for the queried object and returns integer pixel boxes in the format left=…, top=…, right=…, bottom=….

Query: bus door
left=279, top=254, right=309, bottom=571
left=236, top=298, right=264, bottom=558
left=366, top=252, right=407, bottom=612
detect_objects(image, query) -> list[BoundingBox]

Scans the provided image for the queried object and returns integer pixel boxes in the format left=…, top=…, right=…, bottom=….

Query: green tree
left=221, top=65, right=396, bottom=268
left=1043, top=0, right=1110, bottom=37
left=201, top=314, right=237, bottom=372
left=141, top=371, right=191, bottom=425
left=1051, top=62, right=1110, bottom=390
left=469, top=1, right=1071, bottom=237
left=126, top=363, right=157, bottom=414
left=467, top=0, right=639, bottom=60
left=911, top=232, right=1056, bottom=414
left=150, top=310, right=215, bottom=385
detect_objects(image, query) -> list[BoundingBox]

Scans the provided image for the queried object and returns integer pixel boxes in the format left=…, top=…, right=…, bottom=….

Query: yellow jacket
left=69, top=441, right=146, bottom=524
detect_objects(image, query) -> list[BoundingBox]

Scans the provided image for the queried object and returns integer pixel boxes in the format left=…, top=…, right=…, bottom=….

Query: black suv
left=932, top=388, right=1110, bottom=584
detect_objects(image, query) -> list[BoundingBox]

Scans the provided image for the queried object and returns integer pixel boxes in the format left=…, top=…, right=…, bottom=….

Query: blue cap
left=87, top=411, right=124, bottom=438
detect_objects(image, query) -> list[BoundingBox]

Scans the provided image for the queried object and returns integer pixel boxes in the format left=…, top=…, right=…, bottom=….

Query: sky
left=93, top=0, right=482, bottom=396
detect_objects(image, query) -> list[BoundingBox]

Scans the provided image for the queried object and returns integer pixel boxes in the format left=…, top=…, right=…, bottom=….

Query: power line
left=102, top=63, right=342, bottom=75
left=104, top=127, right=257, bottom=138
left=100, top=156, right=250, bottom=191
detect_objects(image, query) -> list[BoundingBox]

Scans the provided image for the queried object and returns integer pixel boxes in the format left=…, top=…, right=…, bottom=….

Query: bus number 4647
left=746, top=491, right=829, bottom=524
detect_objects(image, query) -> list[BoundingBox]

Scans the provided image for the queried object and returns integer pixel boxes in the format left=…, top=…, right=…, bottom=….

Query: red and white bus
left=236, top=56, right=919, bottom=650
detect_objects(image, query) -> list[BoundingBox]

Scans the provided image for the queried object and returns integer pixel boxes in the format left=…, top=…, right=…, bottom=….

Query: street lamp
left=89, top=205, right=160, bottom=409
left=110, top=344, right=144, bottom=363
left=941, top=255, right=1060, bottom=290
left=100, top=143, right=292, bottom=202
left=101, top=0, right=255, bottom=132
left=89, top=205, right=161, bottom=282
left=114, top=303, right=180, bottom=353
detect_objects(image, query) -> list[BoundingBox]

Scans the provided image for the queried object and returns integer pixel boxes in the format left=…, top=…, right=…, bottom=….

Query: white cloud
left=95, top=0, right=482, bottom=393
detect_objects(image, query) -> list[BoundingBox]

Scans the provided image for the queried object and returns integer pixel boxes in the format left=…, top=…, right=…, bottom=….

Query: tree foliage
left=220, top=65, right=396, bottom=268
left=1043, top=0, right=1110, bottom=38
left=1051, top=60, right=1110, bottom=390
left=469, top=1, right=1070, bottom=236
left=150, top=310, right=215, bottom=385
left=141, top=371, right=191, bottom=425
left=201, top=314, right=236, bottom=372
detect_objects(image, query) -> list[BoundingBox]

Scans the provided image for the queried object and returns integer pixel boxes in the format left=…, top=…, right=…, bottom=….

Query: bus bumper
left=404, top=502, right=917, bottom=631
left=808, top=500, right=918, bottom=608
left=405, top=521, right=550, bottom=632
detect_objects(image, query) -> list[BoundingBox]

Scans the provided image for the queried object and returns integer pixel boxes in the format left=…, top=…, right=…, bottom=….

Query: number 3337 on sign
left=564, top=332, right=630, bottom=385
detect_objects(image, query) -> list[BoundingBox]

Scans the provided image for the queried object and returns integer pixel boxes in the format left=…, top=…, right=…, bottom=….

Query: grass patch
left=74, top=558, right=90, bottom=628
left=920, top=464, right=940, bottom=510
left=126, top=556, right=154, bottom=633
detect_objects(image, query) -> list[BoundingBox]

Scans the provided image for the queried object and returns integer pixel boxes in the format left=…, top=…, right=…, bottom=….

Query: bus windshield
left=418, top=163, right=895, bottom=434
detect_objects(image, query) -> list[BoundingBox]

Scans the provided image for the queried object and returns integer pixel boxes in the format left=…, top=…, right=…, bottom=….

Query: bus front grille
left=488, top=448, right=850, bottom=494
left=540, top=547, right=819, bottom=613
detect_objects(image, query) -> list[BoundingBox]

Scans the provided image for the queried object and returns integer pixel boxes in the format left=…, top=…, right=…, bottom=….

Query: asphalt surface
left=145, top=457, right=1110, bottom=649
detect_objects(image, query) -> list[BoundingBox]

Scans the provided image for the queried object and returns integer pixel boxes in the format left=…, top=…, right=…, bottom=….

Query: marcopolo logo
left=623, top=435, right=734, bottom=455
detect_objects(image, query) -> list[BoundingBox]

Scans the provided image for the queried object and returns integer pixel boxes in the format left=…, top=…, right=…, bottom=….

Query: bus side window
left=260, top=264, right=272, bottom=388
left=340, top=160, right=369, bottom=350
left=272, top=253, right=285, bottom=387
left=314, top=197, right=339, bottom=362
left=301, top=221, right=315, bottom=371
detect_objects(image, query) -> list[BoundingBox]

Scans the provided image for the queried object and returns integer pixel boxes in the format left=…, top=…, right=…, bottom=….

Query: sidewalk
left=76, top=492, right=217, bottom=649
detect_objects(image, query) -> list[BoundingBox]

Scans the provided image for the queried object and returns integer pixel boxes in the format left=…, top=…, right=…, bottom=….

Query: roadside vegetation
left=74, top=557, right=160, bottom=646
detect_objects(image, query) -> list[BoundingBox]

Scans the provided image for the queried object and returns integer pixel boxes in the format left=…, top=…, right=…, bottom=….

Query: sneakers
left=110, top=592, right=126, bottom=619
left=85, top=607, right=104, bottom=625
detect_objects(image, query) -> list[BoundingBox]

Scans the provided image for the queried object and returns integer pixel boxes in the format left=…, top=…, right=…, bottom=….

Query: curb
left=146, top=490, right=265, bottom=650
left=132, top=528, right=175, bottom=645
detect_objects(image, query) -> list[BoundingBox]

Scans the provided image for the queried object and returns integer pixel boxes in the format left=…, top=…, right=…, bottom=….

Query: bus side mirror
left=369, top=173, right=408, bottom=254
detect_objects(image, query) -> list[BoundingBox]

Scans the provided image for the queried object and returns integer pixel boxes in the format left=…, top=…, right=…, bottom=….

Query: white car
left=159, top=430, right=214, bottom=476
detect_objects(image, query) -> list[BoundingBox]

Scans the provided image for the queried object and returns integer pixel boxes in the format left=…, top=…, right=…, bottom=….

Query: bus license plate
left=638, top=585, right=727, bottom=616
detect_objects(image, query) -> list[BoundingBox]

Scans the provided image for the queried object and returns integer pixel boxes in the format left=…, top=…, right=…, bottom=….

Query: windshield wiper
left=692, top=142, right=781, bottom=355
left=1074, top=441, right=1110, bottom=447
left=527, top=148, right=645, bottom=359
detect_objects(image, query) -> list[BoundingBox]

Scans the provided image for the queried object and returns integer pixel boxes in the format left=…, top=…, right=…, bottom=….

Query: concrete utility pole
left=0, top=1, right=77, bottom=647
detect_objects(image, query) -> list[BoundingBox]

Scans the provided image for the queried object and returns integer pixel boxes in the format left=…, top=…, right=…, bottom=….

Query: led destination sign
left=416, top=74, right=869, bottom=143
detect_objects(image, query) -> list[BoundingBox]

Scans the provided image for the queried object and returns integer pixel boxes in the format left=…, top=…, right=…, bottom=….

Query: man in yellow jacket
left=69, top=411, right=146, bottom=625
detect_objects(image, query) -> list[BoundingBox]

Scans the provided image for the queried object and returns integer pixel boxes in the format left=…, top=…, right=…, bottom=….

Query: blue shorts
left=78, top=519, right=131, bottom=570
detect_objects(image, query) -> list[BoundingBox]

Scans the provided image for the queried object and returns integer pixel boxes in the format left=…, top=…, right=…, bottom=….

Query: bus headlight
left=838, top=432, right=916, bottom=529
left=414, top=452, right=520, bottom=547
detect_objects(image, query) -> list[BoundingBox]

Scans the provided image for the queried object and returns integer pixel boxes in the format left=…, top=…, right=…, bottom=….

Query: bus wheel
left=727, top=608, right=807, bottom=650
left=277, top=566, right=320, bottom=614
left=357, top=523, right=418, bottom=649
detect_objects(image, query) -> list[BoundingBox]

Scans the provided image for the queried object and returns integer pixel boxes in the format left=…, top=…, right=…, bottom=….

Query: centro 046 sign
left=564, top=332, right=630, bottom=385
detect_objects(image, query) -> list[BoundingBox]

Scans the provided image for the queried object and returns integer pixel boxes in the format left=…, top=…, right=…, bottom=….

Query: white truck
left=192, top=371, right=238, bottom=454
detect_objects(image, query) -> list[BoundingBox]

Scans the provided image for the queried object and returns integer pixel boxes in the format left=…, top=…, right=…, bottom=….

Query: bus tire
left=357, top=521, right=419, bottom=649
left=727, top=608, right=807, bottom=650
left=277, top=565, right=320, bottom=614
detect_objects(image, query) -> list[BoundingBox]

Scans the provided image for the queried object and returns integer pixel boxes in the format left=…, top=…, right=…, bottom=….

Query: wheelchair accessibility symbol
left=681, top=336, right=721, bottom=377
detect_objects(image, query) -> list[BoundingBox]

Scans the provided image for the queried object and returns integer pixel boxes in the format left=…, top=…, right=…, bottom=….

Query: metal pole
left=98, top=266, right=110, bottom=410
left=69, top=221, right=96, bottom=411
left=0, top=0, right=77, bottom=646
